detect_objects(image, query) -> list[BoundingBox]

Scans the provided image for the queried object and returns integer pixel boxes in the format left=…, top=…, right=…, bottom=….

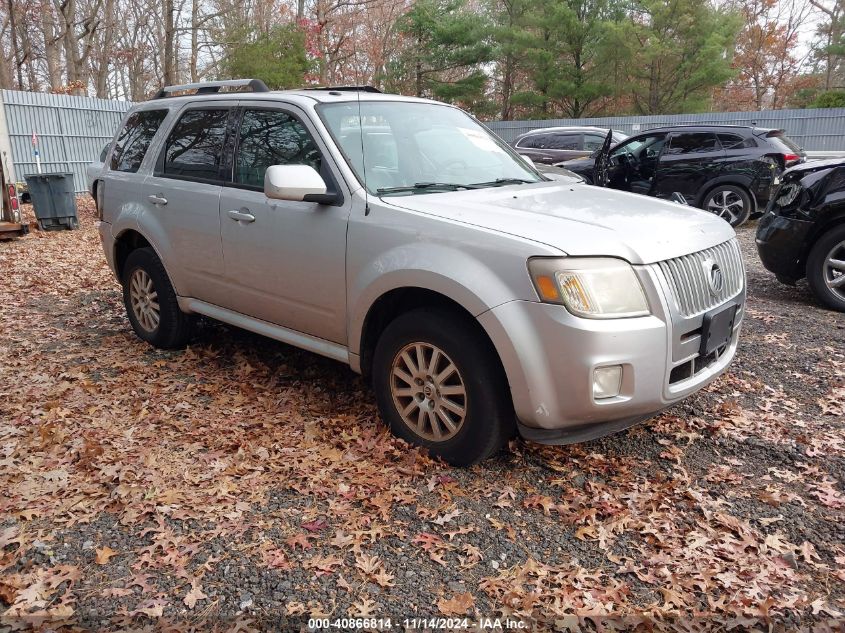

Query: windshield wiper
left=376, top=182, right=479, bottom=195
left=469, top=177, right=535, bottom=188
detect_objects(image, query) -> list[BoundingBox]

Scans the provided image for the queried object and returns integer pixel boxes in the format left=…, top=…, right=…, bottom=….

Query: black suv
left=757, top=158, right=845, bottom=312
left=561, top=125, right=806, bottom=227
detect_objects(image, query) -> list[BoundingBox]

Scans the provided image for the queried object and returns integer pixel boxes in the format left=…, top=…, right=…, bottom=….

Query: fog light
left=593, top=365, right=622, bottom=399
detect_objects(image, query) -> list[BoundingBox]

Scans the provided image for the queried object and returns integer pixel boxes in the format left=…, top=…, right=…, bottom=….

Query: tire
left=122, top=247, right=192, bottom=348
left=372, top=307, right=514, bottom=466
left=806, top=224, right=845, bottom=312
left=701, top=185, right=752, bottom=227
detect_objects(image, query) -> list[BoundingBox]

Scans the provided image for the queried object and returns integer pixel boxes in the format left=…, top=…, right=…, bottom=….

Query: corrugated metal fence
left=2, top=90, right=845, bottom=193
left=485, top=108, right=845, bottom=152
left=0, top=90, right=132, bottom=193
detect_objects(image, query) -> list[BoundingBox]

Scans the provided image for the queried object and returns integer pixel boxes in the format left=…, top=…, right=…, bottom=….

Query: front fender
left=347, top=242, right=535, bottom=356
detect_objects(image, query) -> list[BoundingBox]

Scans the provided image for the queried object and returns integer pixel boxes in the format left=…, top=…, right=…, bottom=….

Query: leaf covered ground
left=1, top=200, right=844, bottom=632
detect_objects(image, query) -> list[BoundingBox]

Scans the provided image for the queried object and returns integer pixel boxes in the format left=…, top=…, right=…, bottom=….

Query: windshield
left=317, top=101, right=543, bottom=195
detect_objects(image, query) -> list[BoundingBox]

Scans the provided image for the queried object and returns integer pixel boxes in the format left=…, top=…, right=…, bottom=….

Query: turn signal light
left=535, top=275, right=561, bottom=302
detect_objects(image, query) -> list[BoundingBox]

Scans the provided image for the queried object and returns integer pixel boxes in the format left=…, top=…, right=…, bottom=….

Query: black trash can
left=24, top=173, right=79, bottom=231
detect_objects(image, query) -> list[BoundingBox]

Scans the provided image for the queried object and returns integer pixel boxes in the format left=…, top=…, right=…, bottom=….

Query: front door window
left=235, top=109, right=322, bottom=188
left=607, top=134, right=666, bottom=193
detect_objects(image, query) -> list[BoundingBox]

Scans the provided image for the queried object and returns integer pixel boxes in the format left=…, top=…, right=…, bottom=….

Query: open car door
left=593, top=130, right=613, bottom=187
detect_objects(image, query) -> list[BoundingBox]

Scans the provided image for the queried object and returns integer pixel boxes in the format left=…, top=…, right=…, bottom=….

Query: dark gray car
left=512, top=127, right=628, bottom=164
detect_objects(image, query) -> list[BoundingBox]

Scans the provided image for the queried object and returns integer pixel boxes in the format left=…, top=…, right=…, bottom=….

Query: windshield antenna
left=357, top=88, right=369, bottom=216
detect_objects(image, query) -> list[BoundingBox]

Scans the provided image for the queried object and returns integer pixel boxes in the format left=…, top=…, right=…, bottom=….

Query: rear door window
left=234, top=109, right=322, bottom=188
left=665, top=132, right=719, bottom=154
left=160, top=109, right=231, bottom=181
left=546, top=134, right=581, bottom=150
left=110, top=110, right=167, bottom=173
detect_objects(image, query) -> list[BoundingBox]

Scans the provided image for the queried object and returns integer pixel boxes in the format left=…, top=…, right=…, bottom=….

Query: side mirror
left=519, top=154, right=535, bottom=167
left=265, top=165, right=334, bottom=203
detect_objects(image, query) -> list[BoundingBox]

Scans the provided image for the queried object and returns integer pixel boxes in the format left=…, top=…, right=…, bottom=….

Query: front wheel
left=806, top=225, right=845, bottom=312
left=702, top=185, right=752, bottom=227
left=372, top=308, right=514, bottom=466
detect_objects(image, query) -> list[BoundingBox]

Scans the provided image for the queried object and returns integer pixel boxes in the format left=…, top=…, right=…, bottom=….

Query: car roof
left=516, top=126, right=621, bottom=137
left=640, top=124, right=775, bottom=134
left=132, top=88, right=442, bottom=111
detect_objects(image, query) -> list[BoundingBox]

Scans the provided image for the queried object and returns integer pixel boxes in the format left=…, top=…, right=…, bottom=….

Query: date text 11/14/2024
left=307, top=617, right=529, bottom=630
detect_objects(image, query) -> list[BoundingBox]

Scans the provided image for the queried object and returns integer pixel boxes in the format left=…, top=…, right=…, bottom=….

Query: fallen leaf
left=183, top=578, right=208, bottom=609
left=437, top=592, right=474, bottom=616
left=95, top=546, right=118, bottom=565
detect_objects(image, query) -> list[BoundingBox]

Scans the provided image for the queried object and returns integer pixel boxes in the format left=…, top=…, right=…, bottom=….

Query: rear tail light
left=783, top=153, right=801, bottom=164
left=95, top=181, right=104, bottom=220
left=6, top=184, right=20, bottom=222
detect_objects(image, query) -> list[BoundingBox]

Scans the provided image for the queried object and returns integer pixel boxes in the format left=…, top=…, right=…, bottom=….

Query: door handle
left=227, top=209, right=255, bottom=223
left=148, top=194, right=168, bottom=206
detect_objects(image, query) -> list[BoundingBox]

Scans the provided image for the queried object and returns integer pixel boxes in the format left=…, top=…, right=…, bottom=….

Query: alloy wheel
left=129, top=268, right=160, bottom=332
left=390, top=342, right=467, bottom=442
left=824, top=239, right=845, bottom=301
left=706, top=189, right=745, bottom=224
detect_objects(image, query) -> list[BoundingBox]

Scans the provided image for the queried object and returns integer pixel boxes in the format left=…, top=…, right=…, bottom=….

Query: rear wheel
left=806, top=225, right=845, bottom=312
left=702, top=185, right=752, bottom=227
left=122, top=247, right=192, bottom=348
left=372, top=308, right=514, bottom=466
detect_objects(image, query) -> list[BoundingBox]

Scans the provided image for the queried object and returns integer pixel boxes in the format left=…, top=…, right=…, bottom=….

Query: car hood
left=384, top=181, right=735, bottom=265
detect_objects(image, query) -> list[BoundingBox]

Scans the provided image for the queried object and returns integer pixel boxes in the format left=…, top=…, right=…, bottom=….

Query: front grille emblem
left=702, top=258, right=724, bottom=295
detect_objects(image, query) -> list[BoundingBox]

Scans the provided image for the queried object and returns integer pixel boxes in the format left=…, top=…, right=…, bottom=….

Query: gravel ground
left=1, top=200, right=844, bottom=632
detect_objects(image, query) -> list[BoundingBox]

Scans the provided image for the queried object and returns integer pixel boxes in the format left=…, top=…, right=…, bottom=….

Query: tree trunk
left=415, top=30, right=423, bottom=97
left=190, top=0, right=199, bottom=81
left=42, top=5, right=62, bottom=89
left=58, top=0, right=82, bottom=87
left=0, top=50, right=12, bottom=89
left=7, top=0, right=23, bottom=88
left=163, top=0, right=176, bottom=85
left=20, top=21, right=39, bottom=90
left=501, top=52, right=514, bottom=120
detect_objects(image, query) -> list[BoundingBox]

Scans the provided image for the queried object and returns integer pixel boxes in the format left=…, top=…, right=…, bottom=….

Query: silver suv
left=92, top=79, right=745, bottom=465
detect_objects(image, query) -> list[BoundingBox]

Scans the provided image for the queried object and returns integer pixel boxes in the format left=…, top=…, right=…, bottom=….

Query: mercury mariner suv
left=91, top=79, right=746, bottom=465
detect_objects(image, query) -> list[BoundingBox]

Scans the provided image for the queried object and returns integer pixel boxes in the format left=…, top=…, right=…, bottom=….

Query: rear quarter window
left=767, top=133, right=802, bottom=154
left=517, top=134, right=550, bottom=149
left=110, top=110, right=167, bottom=173
left=717, top=133, right=756, bottom=149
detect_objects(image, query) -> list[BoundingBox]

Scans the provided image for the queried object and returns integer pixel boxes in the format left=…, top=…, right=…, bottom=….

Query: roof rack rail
left=303, top=86, right=382, bottom=93
left=152, top=79, right=270, bottom=100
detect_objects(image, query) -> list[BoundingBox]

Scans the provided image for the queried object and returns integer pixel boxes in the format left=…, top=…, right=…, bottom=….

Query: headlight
left=528, top=257, right=650, bottom=318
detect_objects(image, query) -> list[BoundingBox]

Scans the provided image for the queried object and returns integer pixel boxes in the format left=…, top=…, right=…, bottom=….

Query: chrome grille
left=658, top=239, right=744, bottom=317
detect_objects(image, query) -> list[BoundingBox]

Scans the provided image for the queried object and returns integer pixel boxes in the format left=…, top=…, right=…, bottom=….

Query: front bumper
left=755, top=212, right=813, bottom=282
left=479, top=265, right=744, bottom=443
